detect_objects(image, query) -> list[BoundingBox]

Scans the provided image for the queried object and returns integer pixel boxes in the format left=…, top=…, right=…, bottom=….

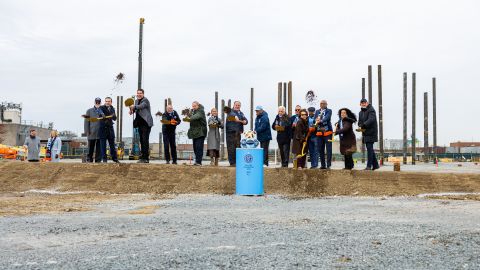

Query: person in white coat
left=47, top=130, right=62, bottom=162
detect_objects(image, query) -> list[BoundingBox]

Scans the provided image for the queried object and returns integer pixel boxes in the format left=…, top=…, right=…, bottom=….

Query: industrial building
left=0, top=101, right=53, bottom=146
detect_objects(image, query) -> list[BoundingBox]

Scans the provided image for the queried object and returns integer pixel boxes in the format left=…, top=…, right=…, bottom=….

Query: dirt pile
left=1, top=161, right=480, bottom=197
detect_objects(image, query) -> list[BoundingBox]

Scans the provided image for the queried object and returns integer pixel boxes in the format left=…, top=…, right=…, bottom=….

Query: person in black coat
left=272, top=106, right=292, bottom=167
left=162, top=105, right=182, bottom=164
left=334, top=108, right=357, bottom=170
left=99, top=97, right=119, bottom=163
left=358, top=99, right=379, bottom=170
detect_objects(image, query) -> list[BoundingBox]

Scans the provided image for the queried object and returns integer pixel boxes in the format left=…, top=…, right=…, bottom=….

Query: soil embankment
left=1, top=161, right=479, bottom=197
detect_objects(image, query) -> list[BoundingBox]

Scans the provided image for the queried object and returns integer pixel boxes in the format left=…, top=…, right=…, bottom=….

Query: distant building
left=449, top=142, right=480, bottom=148
left=447, top=142, right=480, bottom=154
left=0, top=101, right=54, bottom=146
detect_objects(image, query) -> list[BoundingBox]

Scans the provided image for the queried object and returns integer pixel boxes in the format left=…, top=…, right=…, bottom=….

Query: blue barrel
left=236, top=148, right=264, bottom=195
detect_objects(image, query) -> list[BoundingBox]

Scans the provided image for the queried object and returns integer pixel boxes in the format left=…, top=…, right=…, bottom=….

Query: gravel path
left=1, top=195, right=479, bottom=269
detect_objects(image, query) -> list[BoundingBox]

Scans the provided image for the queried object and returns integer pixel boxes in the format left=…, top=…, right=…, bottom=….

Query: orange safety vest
left=316, top=130, right=333, bottom=137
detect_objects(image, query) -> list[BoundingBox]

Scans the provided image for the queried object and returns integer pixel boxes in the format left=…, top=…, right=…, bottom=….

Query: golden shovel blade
left=124, top=97, right=135, bottom=107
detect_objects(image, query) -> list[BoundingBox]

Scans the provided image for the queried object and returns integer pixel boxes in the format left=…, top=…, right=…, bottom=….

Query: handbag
left=345, top=145, right=357, bottom=155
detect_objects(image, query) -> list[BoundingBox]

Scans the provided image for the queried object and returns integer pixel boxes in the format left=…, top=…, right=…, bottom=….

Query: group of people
left=84, top=96, right=122, bottom=163
left=253, top=98, right=379, bottom=170
left=82, top=88, right=380, bottom=170
left=23, top=129, right=62, bottom=162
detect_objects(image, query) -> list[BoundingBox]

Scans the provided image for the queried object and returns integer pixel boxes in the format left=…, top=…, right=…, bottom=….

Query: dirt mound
left=1, top=161, right=480, bottom=197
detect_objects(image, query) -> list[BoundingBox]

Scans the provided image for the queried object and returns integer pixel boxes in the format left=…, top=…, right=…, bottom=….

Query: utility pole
left=287, top=81, right=293, bottom=117
left=368, top=65, right=373, bottom=104
left=412, top=73, right=416, bottom=165
left=424, top=92, right=429, bottom=162
left=377, top=65, right=384, bottom=165
left=403, top=72, right=408, bottom=165
left=277, top=82, right=282, bottom=107
left=131, top=17, right=145, bottom=160
left=138, top=18, right=145, bottom=90
left=432, top=78, right=437, bottom=157
left=221, top=99, right=225, bottom=160
left=361, top=78, right=366, bottom=164
left=250, top=88, right=254, bottom=131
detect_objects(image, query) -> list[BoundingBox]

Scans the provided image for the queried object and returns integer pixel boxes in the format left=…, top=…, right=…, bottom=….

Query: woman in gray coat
left=206, top=108, right=223, bottom=166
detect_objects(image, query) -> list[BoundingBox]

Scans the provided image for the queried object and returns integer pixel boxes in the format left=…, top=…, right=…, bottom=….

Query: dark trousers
left=226, top=132, right=241, bottom=165
left=260, top=140, right=270, bottom=166
left=308, top=136, right=319, bottom=168
left=318, top=136, right=332, bottom=168
left=296, top=155, right=306, bottom=168
left=100, top=136, right=118, bottom=162
left=278, top=141, right=290, bottom=167
left=344, top=154, right=354, bottom=169
left=138, top=125, right=151, bottom=160
left=366, top=142, right=379, bottom=169
left=87, top=139, right=101, bottom=162
left=192, top=136, right=205, bottom=164
left=163, top=131, right=177, bottom=162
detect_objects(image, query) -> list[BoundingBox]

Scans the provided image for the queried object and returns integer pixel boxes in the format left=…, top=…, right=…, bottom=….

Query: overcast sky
left=1, top=0, right=479, bottom=145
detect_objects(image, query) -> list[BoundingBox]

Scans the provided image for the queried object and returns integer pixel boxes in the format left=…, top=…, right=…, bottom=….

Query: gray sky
left=1, top=0, right=479, bottom=145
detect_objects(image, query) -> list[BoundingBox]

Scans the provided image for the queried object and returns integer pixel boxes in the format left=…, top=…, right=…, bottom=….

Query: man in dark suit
left=358, top=98, right=380, bottom=170
left=99, top=97, right=119, bottom=163
left=129, top=89, right=154, bottom=163
left=162, top=104, right=181, bottom=164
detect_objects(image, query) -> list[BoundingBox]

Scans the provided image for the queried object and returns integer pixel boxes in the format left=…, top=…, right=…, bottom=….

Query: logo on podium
left=244, top=154, right=253, bottom=163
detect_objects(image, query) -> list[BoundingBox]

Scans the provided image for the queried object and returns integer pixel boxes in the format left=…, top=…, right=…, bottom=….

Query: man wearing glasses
left=314, top=100, right=333, bottom=169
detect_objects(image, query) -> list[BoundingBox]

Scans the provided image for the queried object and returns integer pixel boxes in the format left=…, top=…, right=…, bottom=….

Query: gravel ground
left=1, top=194, right=479, bottom=269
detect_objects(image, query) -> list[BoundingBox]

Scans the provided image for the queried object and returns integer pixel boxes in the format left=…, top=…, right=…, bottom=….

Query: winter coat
left=133, top=97, right=154, bottom=127
left=187, top=104, right=207, bottom=139
left=335, top=117, right=357, bottom=155
left=358, top=105, right=378, bottom=143
left=290, top=114, right=299, bottom=139
left=99, top=105, right=117, bottom=139
left=291, top=118, right=308, bottom=155
left=47, top=136, right=62, bottom=162
left=225, top=110, right=248, bottom=134
left=162, top=110, right=182, bottom=134
left=254, top=111, right=272, bottom=142
left=313, top=108, right=333, bottom=134
left=24, top=136, right=41, bottom=161
left=84, top=106, right=103, bottom=140
left=271, top=114, right=292, bottom=144
left=207, top=116, right=223, bottom=150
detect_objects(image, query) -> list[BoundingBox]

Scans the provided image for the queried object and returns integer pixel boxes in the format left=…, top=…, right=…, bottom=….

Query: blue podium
left=236, top=148, right=264, bottom=195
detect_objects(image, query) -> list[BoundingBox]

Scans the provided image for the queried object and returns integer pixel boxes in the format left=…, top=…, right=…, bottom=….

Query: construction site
left=2, top=2, right=480, bottom=269
left=0, top=161, right=479, bottom=268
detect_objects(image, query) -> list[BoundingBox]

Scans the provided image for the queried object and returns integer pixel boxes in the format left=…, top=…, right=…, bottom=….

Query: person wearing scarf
left=47, top=130, right=62, bottom=162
